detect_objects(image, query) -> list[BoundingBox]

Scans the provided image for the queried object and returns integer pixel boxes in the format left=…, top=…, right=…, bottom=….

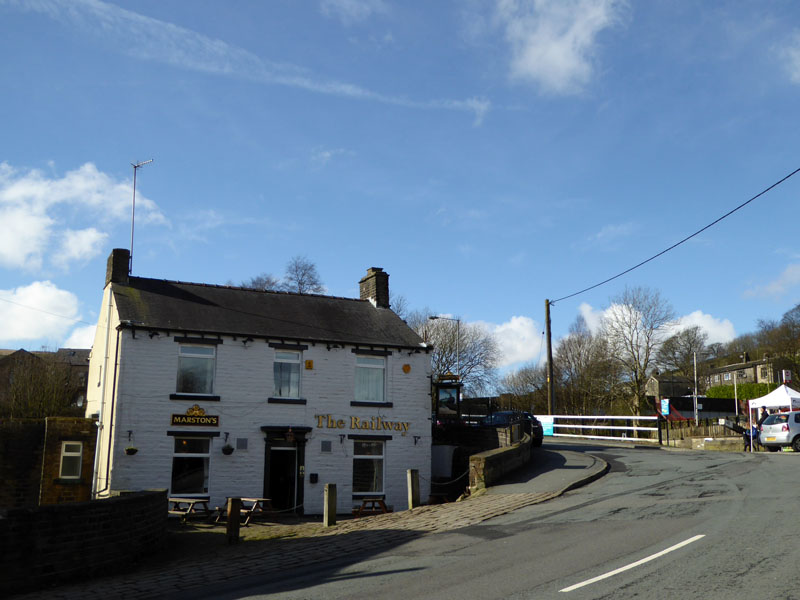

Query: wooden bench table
left=352, top=497, right=391, bottom=518
left=168, top=497, right=211, bottom=523
left=214, top=497, right=274, bottom=526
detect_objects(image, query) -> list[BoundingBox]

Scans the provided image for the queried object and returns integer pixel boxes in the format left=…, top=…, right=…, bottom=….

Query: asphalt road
left=205, top=442, right=800, bottom=600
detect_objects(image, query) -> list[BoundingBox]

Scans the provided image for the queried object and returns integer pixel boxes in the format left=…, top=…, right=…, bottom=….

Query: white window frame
left=59, top=441, right=83, bottom=479
left=273, top=350, right=301, bottom=398
left=723, top=373, right=731, bottom=381
left=355, top=355, right=386, bottom=403
left=176, top=345, right=216, bottom=395
left=352, top=440, right=385, bottom=495
left=170, top=436, right=211, bottom=496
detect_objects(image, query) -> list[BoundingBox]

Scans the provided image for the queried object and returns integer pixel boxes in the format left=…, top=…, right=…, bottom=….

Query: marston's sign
left=171, top=404, right=219, bottom=426
left=315, top=414, right=410, bottom=436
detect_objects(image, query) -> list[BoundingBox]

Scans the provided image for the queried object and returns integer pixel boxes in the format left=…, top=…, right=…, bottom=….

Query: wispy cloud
left=0, top=162, right=165, bottom=271
left=778, top=29, right=800, bottom=84
left=745, top=263, right=800, bottom=298
left=311, top=147, right=353, bottom=166
left=589, top=222, right=636, bottom=244
left=494, top=0, right=628, bottom=95
left=16, top=0, right=489, bottom=124
left=475, top=315, right=544, bottom=368
left=320, top=0, right=389, bottom=25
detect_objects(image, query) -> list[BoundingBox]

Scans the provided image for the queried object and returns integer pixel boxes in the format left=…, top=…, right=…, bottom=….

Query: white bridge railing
left=542, top=415, right=660, bottom=443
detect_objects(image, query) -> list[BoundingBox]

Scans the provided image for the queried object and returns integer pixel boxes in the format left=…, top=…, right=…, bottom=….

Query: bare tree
left=415, top=316, right=500, bottom=396
left=499, top=362, right=548, bottom=413
left=237, top=256, right=324, bottom=294
left=601, top=286, right=675, bottom=415
left=0, top=351, right=83, bottom=419
left=282, top=255, right=324, bottom=294
left=238, top=273, right=280, bottom=291
left=656, top=325, right=708, bottom=378
left=557, top=315, right=622, bottom=414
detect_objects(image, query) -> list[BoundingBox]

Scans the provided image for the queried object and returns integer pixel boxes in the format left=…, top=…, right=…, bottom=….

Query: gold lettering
left=351, top=416, right=360, bottom=429
left=382, top=420, right=392, bottom=430
left=316, top=415, right=325, bottom=428
left=327, top=414, right=338, bottom=428
left=337, top=419, right=345, bottom=428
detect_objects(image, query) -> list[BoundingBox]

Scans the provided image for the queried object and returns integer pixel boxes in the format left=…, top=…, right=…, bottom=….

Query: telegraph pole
left=545, top=299, right=554, bottom=415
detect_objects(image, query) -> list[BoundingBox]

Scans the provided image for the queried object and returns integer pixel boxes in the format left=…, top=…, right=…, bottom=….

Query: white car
left=759, top=411, right=800, bottom=452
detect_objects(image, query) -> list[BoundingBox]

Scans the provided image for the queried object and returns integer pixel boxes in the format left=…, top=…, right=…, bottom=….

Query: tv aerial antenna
left=129, top=159, right=153, bottom=274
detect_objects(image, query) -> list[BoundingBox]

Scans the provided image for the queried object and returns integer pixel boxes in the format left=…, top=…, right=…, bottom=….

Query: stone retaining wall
left=468, top=433, right=532, bottom=491
left=0, top=489, right=167, bottom=596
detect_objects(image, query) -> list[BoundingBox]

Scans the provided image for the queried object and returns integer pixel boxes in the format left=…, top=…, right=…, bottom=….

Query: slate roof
left=112, top=277, right=426, bottom=349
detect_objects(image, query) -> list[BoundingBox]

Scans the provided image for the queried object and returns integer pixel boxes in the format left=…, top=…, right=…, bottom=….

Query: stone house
left=85, top=249, right=432, bottom=514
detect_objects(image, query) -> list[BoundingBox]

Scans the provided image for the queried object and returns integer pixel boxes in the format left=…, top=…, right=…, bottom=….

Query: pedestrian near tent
left=757, top=406, right=769, bottom=428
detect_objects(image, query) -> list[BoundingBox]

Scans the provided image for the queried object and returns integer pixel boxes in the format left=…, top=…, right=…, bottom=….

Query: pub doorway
left=268, top=447, right=297, bottom=511
left=261, top=426, right=309, bottom=515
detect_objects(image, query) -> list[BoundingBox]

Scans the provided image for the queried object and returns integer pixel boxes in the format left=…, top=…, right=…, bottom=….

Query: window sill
left=268, top=397, right=307, bottom=405
left=170, top=394, right=221, bottom=401
left=350, top=401, right=393, bottom=408
left=53, top=478, right=83, bottom=485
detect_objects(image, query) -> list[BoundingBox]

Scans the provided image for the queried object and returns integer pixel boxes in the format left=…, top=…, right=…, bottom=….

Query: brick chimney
left=359, top=267, right=389, bottom=308
left=105, top=248, right=130, bottom=287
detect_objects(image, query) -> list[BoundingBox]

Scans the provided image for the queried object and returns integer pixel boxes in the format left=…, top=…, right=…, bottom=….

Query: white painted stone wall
left=89, top=299, right=432, bottom=514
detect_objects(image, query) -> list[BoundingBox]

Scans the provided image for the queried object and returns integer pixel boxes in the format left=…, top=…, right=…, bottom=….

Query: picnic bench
left=168, top=497, right=212, bottom=523
left=215, top=497, right=274, bottom=526
left=352, top=496, right=391, bottom=518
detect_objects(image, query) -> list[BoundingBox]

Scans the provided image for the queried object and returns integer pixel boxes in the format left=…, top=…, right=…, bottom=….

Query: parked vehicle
left=759, top=411, right=800, bottom=452
left=478, top=411, right=544, bottom=447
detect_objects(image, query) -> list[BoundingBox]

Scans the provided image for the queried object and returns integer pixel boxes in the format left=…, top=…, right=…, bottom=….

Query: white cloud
left=477, top=315, right=544, bottom=368
left=53, top=228, right=109, bottom=268
left=0, top=162, right=165, bottom=272
left=320, top=0, right=388, bottom=25
left=746, top=263, right=800, bottom=298
left=16, top=0, right=489, bottom=123
left=578, top=302, right=735, bottom=345
left=63, top=324, right=96, bottom=349
left=779, top=30, right=800, bottom=84
left=494, top=0, right=628, bottom=95
left=578, top=301, right=605, bottom=334
left=668, top=311, right=736, bottom=346
left=0, top=281, right=81, bottom=343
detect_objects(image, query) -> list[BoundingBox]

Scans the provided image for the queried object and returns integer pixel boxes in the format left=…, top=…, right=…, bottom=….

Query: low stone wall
left=469, top=433, right=532, bottom=491
left=0, top=489, right=167, bottom=596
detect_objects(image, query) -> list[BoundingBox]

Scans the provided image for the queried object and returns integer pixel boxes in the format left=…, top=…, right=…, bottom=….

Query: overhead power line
left=551, top=165, right=800, bottom=305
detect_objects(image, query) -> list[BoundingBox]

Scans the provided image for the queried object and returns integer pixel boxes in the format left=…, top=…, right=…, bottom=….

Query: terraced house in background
left=86, top=249, right=432, bottom=515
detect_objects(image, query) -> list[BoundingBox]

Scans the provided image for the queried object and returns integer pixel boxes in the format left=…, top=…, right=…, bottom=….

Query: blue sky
left=2, top=0, right=800, bottom=374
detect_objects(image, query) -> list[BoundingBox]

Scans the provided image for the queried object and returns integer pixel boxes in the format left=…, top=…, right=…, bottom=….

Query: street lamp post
left=429, top=316, right=460, bottom=379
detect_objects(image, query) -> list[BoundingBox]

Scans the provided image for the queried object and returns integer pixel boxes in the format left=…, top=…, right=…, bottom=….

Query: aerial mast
left=129, top=159, right=153, bottom=274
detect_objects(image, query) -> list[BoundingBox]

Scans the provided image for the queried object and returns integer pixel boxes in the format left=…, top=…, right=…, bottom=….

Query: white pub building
left=86, top=249, right=432, bottom=514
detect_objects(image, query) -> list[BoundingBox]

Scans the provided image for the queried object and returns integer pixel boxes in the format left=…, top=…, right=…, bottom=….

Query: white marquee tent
left=746, top=385, right=800, bottom=451
left=747, top=384, right=800, bottom=412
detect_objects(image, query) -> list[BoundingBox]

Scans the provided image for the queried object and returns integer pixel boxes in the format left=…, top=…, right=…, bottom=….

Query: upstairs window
left=274, top=351, right=301, bottom=398
left=355, top=356, right=385, bottom=403
left=60, top=442, right=83, bottom=479
left=177, top=345, right=215, bottom=394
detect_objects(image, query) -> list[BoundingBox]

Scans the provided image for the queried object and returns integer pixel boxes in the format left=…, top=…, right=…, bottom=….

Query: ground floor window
left=59, top=441, right=82, bottom=479
left=353, top=440, right=384, bottom=494
left=171, top=437, right=210, bottom=495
